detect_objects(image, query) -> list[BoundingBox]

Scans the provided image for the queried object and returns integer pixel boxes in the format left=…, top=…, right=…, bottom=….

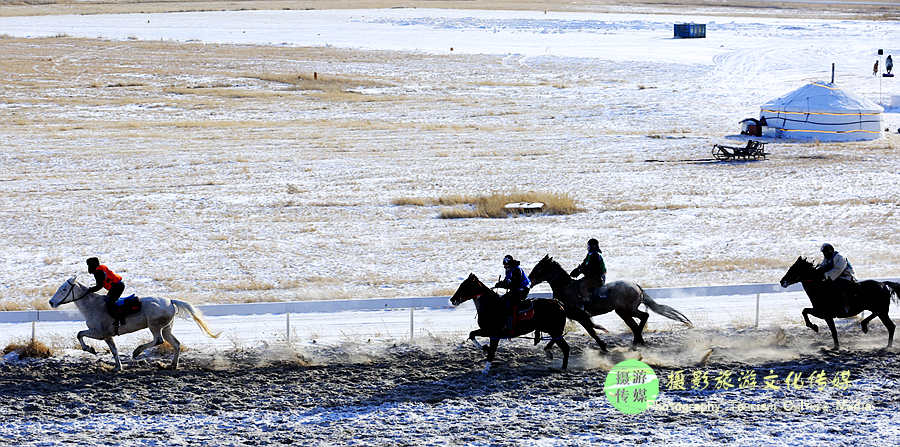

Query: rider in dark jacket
left=570, top=238, right=606, bottom=302
left=816, top=243, right=856, bottom=311
left=494, top=255, right=531, bottom=332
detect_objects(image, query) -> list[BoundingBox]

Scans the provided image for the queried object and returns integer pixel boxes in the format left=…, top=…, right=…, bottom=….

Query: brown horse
left=780, top=256, right=899, bottom=350
left=528, top=255, right=692, bottom=346
left=450, top=273, right=570, bottom=371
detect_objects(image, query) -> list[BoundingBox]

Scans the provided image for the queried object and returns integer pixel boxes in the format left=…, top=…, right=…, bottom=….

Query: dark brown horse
left=780, top=256, right=900, bottom=350
left=450, top=273, right=570, bottom=371
left=528, top=255, right=692, bottom=346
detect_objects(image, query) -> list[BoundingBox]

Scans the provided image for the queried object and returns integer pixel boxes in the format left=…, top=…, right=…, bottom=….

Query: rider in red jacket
left=86, top=257, right=125, bottom=304
left=87, top=257, right=129, bottom=332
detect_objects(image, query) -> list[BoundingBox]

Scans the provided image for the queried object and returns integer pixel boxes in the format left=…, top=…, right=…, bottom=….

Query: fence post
left=754, top=294, right=760, bottom=329
left=31, top=321, right=36, bottom=344
left=409, top=307, right=414, bottom=341
left=286, top=312, right=291, bottom=345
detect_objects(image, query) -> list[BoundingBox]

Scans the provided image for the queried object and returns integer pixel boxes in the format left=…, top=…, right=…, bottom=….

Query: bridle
left=533, top=260, right=564, bottom=286
left=451, top=277, right=491, bottom=305
left=57, top=278, right=89, bottom=305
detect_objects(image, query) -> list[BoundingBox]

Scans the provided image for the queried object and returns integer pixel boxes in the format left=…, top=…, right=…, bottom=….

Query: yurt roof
left=761, top=82, right=883, bottom=114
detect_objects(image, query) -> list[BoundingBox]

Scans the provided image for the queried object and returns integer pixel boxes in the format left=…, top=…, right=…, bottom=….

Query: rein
left=59, top=280, right=89, bottom=305
left=538, top=261, right=567, bottom=287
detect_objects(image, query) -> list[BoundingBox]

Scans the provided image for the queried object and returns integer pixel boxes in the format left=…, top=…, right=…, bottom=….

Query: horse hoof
left=861, top=324, right=869, bottom=334
left=481, top=346, right=489, bottom=354
left=810, top=325, right=819, bottom=333
left=544, top=350, right=553, bottom=360
left=86, top=347, right=97, bottom=355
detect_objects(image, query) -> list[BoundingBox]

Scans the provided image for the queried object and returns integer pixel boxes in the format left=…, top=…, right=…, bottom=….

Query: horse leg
left=634, top=308, right=650, bottom=334
left=76, top=329, right=100, bottom=355
left=570, top=307, right=607, bottom=351
left=825, top=318, right=839, bottom=351
left=103, top=337, right=123, bottom=372
left=161, top=324, right=181, bottom=370
left=555, top=336, right=570, bottom=370
left=483, top=337, right=499, bottom=374
left=616, top=308, right=645, bottom=345
left=801, top=308, right=819, bottom=332
left=544, top=337, right=556, bottom=360
left=132, top=325, right=164, bottom=360
left=877, top=313, right=896, bottom=347
left=860, top=312, right=878, bottom=334
left=467, top=329, right=486, bottom=352
left=577, top=317, right=608, bottom=352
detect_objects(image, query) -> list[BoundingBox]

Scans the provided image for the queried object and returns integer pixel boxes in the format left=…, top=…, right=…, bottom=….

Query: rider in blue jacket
left=494, top=255, right=531, bottom=332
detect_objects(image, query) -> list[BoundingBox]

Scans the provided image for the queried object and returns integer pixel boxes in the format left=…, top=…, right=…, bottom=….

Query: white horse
left=49, top=276, right=220, bottom=371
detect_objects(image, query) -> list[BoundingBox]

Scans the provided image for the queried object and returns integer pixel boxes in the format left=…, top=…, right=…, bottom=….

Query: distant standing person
left=570, top=238, right=606, bottom=302
left=887, top=55, right=894, bottom=75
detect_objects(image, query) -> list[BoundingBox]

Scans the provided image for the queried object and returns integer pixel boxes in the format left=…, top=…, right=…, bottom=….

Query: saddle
left=106, top=294, right=142, bottom=328
left=589, top=287, right=608, bottom=300
left=504, top=300, right=536, bottom=335
left=575, top=284, right=607, bottom=310
left=830, top=281, right=858, bottom=314
left=514, top=300, right=536, bottom=323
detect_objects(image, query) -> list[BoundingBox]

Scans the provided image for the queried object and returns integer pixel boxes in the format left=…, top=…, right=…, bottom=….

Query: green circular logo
left=604, top=359, right=659, bottom=414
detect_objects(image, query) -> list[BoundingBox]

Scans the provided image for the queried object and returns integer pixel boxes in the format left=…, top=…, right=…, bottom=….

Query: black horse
left=780, top=256, right=900, bottom=350
left=528, top=255, right=692, bottom=346
left=450, top=273, right=570, bottom=371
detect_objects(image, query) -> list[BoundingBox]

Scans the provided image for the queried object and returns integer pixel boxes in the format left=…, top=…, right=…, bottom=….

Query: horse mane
left=541, top=255, right=564, bottom=271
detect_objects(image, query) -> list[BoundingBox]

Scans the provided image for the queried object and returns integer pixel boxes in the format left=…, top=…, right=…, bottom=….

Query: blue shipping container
left=674, top=23, right=706, bottom=38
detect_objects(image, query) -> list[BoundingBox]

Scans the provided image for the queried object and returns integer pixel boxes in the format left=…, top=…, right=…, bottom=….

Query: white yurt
left=759, top=82, right=883, bottom=141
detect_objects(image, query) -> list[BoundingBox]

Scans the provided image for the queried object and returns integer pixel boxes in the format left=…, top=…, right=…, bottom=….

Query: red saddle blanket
left=513, top=302, right=536, bottom=324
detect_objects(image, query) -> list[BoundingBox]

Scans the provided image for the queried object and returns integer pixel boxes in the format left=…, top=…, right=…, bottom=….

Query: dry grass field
left=1, top=0, right=899, bottom=20
left=0, top=3, right=898, bottom=309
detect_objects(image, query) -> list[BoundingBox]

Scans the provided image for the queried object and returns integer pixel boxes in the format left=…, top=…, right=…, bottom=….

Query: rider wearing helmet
left=570, top=238, right=606, bottom=301
left=494, top=255, right=531, bottom=332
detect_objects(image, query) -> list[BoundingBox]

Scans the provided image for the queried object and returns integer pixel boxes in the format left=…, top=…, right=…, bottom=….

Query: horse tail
left=886, top=281, right=900, bottom=304
left=172, top=300, right=222, bottom=338
left=639, top=286, right=693, bottom=327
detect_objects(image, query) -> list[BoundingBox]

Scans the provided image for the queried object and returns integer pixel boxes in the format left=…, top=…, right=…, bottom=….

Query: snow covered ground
left=0, top=8, right=898, bottom=311
left=1, top=7, right=899, bottom=444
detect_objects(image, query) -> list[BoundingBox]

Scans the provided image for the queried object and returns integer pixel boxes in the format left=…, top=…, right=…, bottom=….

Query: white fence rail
left=0, top=281, right=821, bottom=324
left=3, top=279, right=898, bottom=347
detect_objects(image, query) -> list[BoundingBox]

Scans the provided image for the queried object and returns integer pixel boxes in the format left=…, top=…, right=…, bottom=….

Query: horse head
left=450, top=273, right=492, bottom=306
left=780, top=256, right=816, bottom=288
left=49, top=276, right=79, bottom=308
left=528, top=254, right=563, bottom=286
